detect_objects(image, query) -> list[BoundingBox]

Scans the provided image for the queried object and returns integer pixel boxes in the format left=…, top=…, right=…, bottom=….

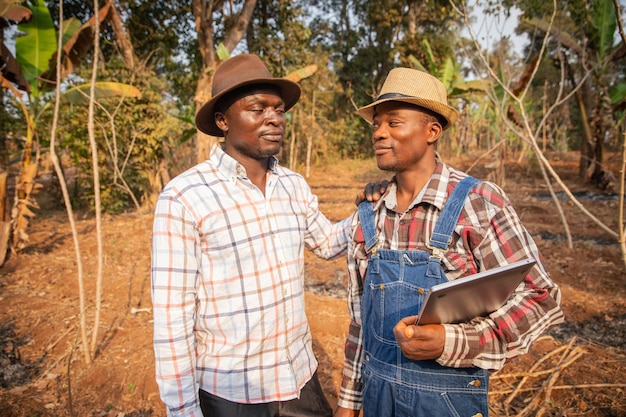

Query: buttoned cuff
left=435, top=324, right=464, bottom=366
left=337, top=384, right=363, bottom=411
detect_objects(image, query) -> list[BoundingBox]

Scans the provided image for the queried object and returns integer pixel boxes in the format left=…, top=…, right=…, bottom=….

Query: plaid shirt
left=152, top=145, right=350, bottom=417
left=338, top=160, right=564, bottom=410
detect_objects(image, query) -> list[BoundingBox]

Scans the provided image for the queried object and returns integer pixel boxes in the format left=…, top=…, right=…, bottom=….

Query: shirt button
left=418, top=288, right=425, bottom=295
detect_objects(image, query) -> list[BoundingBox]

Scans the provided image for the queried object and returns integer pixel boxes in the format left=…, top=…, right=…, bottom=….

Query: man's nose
left=266, top=109, right=285, bottom=124
left=372, top=125, right=388, bottom=142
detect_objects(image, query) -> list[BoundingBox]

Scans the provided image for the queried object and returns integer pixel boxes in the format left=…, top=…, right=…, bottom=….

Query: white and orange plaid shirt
left=152, top=145, right=350, bottom=417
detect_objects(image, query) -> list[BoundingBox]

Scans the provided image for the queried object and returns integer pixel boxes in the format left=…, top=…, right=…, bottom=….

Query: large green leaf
left=421, top=39, right=437, bottom=74
left=408, top=54, right=427, bottom=72
left=592, top=0, right=616, bottom=62
left=15, top=0, right=56, bottom=97
left=37, top=82, right=142, bottom=120
left=61, top=82, right=142, bottom=104
left=609, top=82, right=626, bottom=106
left=440, top=58, right=456, bottom=92
left=39, top=2, right=113, bottom=89
left=61, top=17, right=82, bottom=48
left=36, top=16, right=82, bottom=86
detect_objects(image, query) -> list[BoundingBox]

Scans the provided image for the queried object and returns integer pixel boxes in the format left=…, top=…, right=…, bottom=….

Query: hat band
left=376, top=92, right=414, bottom=100
left=373, top=92, right=449, bottom=127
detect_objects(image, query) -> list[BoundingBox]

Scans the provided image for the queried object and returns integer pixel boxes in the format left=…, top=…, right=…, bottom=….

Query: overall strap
left=427, top=176, right=480, bottom=258
left=357, top=201, right=379, bottom=254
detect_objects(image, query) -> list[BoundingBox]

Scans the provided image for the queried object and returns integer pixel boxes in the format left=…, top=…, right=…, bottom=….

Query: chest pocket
left=363, top=251, right=447, bottom=345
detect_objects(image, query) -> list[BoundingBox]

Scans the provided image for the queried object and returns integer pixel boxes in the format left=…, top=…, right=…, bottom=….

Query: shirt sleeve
left=436, top=203, right=564, bottom=370
left=151, top=191, right=203, bottom=417
left=303, top=186, right=352, bottom=259
left=337, top=214, right=366, bottom=410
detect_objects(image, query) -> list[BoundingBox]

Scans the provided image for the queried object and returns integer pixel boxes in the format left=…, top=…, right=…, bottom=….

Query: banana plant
left=519, top=0, right=626, bottom=185
left=408, top=38, right=486, bottom=99
left=1, top=0, right=140, bottom=261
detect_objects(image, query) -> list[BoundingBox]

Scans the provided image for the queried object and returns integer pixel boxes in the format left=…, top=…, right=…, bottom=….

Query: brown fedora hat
left=196, top=54, right=301, bottom=136
left=357, top=68, right=459, bottom=130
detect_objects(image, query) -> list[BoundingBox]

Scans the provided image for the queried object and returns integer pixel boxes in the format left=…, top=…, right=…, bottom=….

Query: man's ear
left=215, top=112, right=228, bottom=133
left=427, top=121, right=443, bottom=144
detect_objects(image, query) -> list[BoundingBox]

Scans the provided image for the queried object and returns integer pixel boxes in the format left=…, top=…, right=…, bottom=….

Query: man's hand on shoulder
left=354, top=180, right=389, bottom=206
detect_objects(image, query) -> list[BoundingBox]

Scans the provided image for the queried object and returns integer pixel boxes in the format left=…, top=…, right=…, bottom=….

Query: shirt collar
left=209, top=145, right=279, bottom=183
left=375, top=158, right=451, bottom=212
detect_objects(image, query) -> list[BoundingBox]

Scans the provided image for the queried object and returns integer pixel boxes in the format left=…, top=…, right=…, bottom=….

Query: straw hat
left=196, top=54, right=301, bottom=136
left=357, top=68, right=459, bottom=130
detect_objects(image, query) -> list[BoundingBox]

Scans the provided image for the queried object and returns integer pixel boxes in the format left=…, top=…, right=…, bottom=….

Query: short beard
left=238, top=142, right=282, bottom=161
left=376, top=157, right=397, bottom=172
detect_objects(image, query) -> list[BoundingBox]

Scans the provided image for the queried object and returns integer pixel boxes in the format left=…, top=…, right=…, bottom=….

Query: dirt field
left=0, top=152, right=624, bottom=416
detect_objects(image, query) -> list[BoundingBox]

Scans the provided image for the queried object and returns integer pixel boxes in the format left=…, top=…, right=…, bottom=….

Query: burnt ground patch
left=0, top=322, right=39, bottom=389
left=547, top=313, right=626, bottom=350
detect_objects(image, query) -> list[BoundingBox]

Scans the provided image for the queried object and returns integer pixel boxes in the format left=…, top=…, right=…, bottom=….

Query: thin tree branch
left=49, top=0, right=91, bottom=365
left=88, top=0, right=104, bottom=357
left=452, top=0, right=618, bottom=241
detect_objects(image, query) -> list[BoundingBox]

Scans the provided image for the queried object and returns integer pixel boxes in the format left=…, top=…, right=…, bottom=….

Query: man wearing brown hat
left=152, top=54, right=352, bottom=417
left=335, top=68, right=563, bottom=417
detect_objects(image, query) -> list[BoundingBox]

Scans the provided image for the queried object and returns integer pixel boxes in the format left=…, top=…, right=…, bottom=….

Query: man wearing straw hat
left=335, top=68, right=564, bottom=417
left=152, top=54, right=352, bottom=417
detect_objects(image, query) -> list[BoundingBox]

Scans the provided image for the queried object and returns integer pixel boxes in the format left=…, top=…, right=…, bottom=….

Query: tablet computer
left=416, top=258, right=537, bottom=325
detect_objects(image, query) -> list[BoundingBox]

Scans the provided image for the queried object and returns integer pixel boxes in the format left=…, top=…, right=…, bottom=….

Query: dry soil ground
left=0, top=152, right=624, bottom=416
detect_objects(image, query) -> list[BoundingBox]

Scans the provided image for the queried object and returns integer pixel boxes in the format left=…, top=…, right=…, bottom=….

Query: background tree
left=516, top=0, right=626, bottom=188
left=453, top=0, right=625, bottom=261
left=191, top=0, right=257, bottom=163
left=2, top=0, right=625, bottom=232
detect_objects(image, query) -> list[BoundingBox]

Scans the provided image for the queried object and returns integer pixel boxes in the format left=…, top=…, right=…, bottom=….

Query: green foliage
left=517, top=0, right=624, bottom=165
left=48, top=63, right=185, bottom=213
left=298, top=0, right=465, bottom=162
left=4, top=0, right=625, bottom=208
left=591, top=0, right=617, bottom=62
left=15, top=0, right=56, bottom=99
left=59, top=82, right=142, bottom=105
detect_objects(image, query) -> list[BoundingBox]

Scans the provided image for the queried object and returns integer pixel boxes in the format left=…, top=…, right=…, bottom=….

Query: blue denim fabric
left=357, top=176, right=488, bottom=417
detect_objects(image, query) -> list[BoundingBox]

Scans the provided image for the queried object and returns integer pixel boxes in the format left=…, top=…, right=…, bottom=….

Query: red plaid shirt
left=338, top=160, right=564, bottom=410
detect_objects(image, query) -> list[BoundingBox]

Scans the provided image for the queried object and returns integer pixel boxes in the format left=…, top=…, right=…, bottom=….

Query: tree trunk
left=191, top=0, right=258, bottom=164
left=107, top=0, right=136, bottom=70
left=571, top=73, right=595, bottom=179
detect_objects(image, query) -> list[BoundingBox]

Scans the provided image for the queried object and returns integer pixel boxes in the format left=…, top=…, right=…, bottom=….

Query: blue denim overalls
left=357, top=176, right=488, bottom=417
